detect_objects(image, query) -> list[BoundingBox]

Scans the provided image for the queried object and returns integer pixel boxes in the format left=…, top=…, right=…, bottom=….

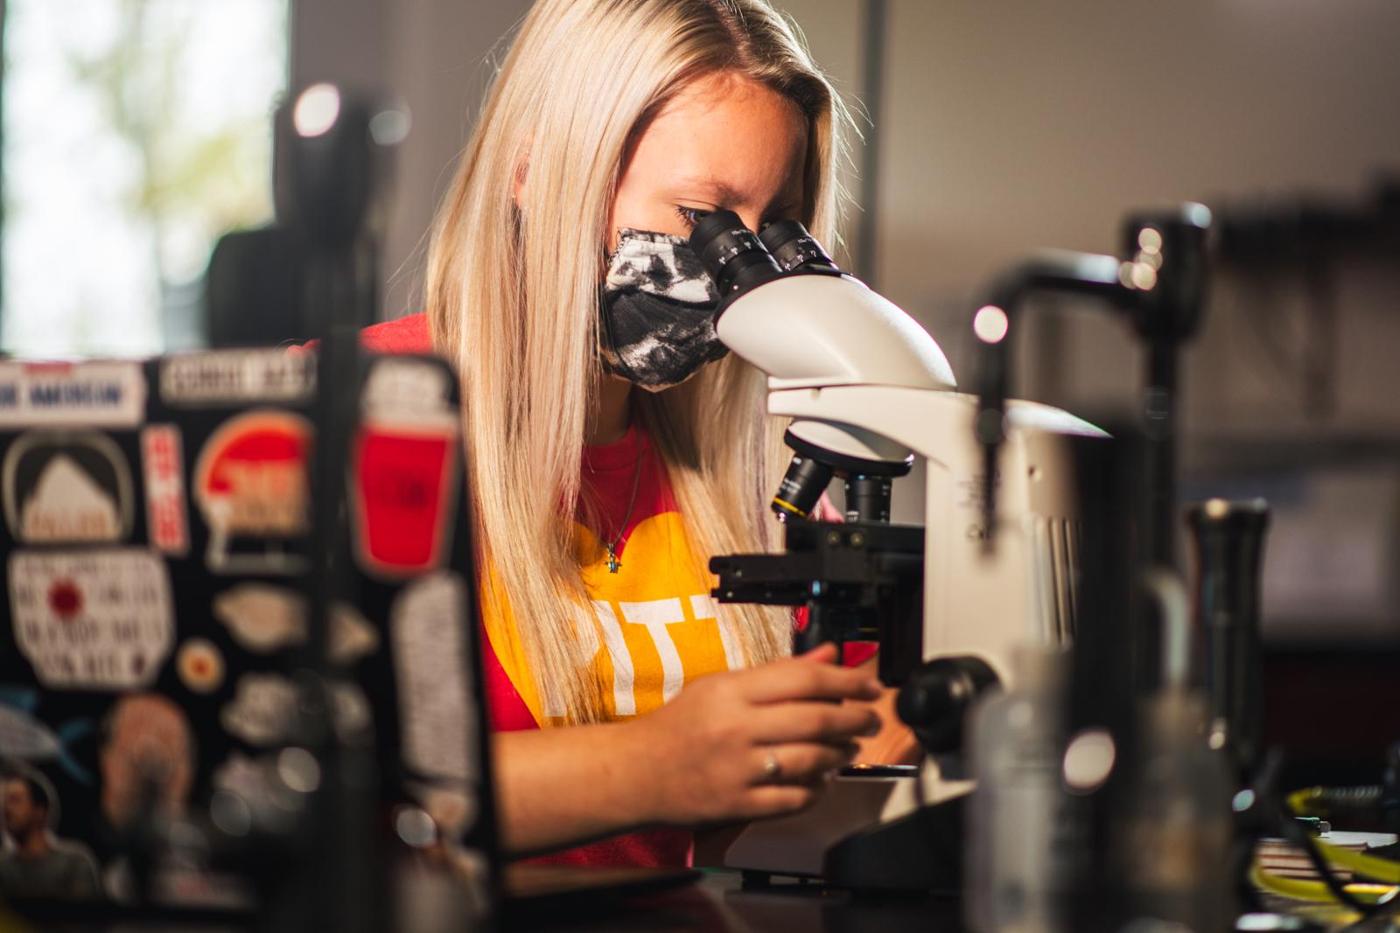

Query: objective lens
left=772, top=455, right=833, bottom=521
left=844, top=474, right=893, bottom=523
left=690, top=209, right=783, bottom=300
left=759, top=220, right=840, bottom=274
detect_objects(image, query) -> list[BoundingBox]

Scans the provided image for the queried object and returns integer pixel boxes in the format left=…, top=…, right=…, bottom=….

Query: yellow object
left=1251, top=785, right=1400, bottom=908
left=1314, top=838, right=1400, bottom=884
left=1286, top=787, right=1326, bottom=817
left=1281, top=786, right=1400, bottom=883
left=482, top=511, right=744, bottom=724
left=1249, top=860, right=1397, bottom=906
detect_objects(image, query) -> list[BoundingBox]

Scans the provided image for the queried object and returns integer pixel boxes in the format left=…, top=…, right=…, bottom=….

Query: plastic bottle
left=965, top=646, right=1070, bottom=933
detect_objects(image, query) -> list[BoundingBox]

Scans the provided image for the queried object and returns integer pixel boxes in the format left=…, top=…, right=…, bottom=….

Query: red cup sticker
left=140, top=424, right=189, bottom=555
left=1, top=431, right=134, bottom=544
left=159, top=349, right=314, bottom=406
left=391, top=572, right=474, bottom=782
left=352, top=358, right=459, bottom=579
left=7, top=549, right=174, bottom=690
left=194, top=410, right=310, bottom=574
left=0, top=361, right=145, bottom=428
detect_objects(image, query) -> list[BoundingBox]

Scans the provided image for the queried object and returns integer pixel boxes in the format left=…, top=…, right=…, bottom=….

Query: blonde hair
left=425, top=0, right=849, bottom=723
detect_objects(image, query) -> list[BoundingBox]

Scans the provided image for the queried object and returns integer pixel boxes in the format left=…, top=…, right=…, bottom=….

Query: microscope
left=688, top=212, right=1111, bottom=891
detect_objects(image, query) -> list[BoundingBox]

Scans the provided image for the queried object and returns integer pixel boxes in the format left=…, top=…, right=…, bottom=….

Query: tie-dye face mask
left=599, top=228, right=728, bottom=392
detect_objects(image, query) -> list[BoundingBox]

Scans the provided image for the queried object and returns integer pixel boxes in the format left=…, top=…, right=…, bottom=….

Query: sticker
left=8, top=550, right=174, bottom=690
left=140, top=424, right=189, bottom=555
left=330, top=603, right=379, bottom=665
left=100, top=693, right=194, bottom=827
left=214, top=583, right=305, bottom=653
left=391, top=572, right=475, bottom=782
left=353, top=358, right=460, bottom=578
left=214, top=587, right=378, bottom=663
left=1, top=431, right=134, bottom=543
left=331, top=681, right=372, bottom=741
left=160, top=349, right=314, bottom=405
left=220, top=675, right=365, bottom=746
left=221, top=673, right=298, bottom=747
left=0, top=688, right=93, bottom=784
left=0, top=361, right=146, bottom=427
left=194, top=410, right=310, bottom=574
left=176, top=639, right=225, bottom=693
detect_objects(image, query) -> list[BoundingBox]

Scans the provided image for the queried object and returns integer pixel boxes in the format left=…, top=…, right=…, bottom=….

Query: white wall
left=778, top=0, right=1400, bottom=520
left=291, top=0, right=533, bottom=317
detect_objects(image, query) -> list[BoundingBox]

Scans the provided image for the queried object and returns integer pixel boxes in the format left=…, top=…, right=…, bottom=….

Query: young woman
left=363, top=0, right=912, bottom=866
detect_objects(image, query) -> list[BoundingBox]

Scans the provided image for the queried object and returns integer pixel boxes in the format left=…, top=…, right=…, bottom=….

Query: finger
left=738, top=784, right=817, bottom=820
left=746, top=702, right=881, bottom=745
left=742, top=658, right=881, bottom=704
left=796, top=642, right=839, bottom=663
left=749, top=742, right=856, bottom=787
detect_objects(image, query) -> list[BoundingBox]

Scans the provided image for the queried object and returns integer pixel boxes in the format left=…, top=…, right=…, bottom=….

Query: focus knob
left=896, top=656, right=999, bottom=755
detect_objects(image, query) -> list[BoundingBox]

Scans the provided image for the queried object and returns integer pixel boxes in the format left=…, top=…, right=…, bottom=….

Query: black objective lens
left=759, top=219, right=840, bottom=274
left=844, top=474, right=893, bottom=523
left=690, top=209, right=783, bottom=299
left=772, top=455, right=833, bottom=521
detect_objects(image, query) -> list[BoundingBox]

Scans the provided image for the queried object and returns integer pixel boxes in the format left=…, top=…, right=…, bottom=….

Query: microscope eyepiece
left=690, top=209, right=783, bottom=301
left=759, top=219, right=841, bottom=274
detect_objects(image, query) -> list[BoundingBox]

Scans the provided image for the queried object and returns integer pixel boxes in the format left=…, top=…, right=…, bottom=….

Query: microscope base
left=707, top=769, right=968, bottom=894
left=823, top=794, right=964, bottom=894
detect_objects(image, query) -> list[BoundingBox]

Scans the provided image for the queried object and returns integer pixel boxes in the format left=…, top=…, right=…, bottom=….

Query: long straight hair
left=425, top=0, right=850, bottom=723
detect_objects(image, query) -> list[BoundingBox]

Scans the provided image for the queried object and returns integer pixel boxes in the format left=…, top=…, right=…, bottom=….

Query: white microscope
left=687, top=212, right=1110, bottom=891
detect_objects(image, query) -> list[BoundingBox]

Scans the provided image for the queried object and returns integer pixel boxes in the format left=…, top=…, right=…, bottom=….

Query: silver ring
left=762, top=752, right=781, bottom=782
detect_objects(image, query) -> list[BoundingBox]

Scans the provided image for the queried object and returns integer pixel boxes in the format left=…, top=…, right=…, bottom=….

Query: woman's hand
left=624, top=643, right=883, bottom=826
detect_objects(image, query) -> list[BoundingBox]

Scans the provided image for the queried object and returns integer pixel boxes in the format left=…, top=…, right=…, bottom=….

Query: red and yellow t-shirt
left=360, top=314, right=737, bottom=867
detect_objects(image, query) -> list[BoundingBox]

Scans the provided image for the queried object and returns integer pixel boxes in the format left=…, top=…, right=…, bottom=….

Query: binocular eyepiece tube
left=689, top=210, right=841, bottom=303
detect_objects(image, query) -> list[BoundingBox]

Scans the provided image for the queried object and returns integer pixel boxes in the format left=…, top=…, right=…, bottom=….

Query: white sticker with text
left=160, top=349, right=314, bottom=405
left=8, top=549, right=173, bottom=690
left=0, top=361, right=145, bottom=427
left=391, top=572, right=475, bottom=781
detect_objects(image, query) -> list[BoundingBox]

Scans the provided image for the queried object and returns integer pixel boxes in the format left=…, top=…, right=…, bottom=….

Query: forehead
left=630, top=72, right=809, bottom=207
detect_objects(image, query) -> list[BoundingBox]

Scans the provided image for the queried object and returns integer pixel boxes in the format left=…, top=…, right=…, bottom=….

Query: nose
left=734, top=209, right=766, bottom=233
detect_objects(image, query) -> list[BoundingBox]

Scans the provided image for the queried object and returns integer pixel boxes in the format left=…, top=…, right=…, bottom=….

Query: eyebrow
left=668, top=175, right=802, bottom=214
left=668, top=176, right=746, bottom=206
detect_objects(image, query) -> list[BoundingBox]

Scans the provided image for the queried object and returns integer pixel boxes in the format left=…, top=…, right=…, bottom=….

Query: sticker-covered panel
left=0, top=349, right=493, bottom=910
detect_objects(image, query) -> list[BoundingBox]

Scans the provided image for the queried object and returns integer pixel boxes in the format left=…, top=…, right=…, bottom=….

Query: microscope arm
left=972, top=251, right=1136, bottom=545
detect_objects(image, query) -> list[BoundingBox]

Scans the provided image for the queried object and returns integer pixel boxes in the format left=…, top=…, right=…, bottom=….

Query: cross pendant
left=606, top=547, right=621, bottom=574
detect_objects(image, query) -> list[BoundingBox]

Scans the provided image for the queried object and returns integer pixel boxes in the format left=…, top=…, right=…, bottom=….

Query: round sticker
left=177, top=639, right=225, bottom=694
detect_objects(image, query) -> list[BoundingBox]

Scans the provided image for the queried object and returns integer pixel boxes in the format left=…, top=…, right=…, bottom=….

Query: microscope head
left=689, top=212, right=956, bottom=521
left=690, top=212, right=955, bottom=394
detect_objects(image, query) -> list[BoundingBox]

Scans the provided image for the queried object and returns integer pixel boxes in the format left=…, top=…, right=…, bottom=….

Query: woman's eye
left=674, top=205, right=711, bottom=229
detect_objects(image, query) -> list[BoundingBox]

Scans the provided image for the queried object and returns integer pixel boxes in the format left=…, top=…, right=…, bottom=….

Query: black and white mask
left=599, top=228, right=727, bottom=392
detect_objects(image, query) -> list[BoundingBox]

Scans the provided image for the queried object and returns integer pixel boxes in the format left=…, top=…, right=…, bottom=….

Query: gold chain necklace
left=600, top=454, right=644, bottom=573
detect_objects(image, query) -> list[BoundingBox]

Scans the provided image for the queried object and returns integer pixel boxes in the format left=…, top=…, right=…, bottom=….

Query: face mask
left=599, top=228, right=728, bottom=392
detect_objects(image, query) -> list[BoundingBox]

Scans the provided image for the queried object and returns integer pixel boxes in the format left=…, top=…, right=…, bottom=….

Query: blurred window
left=1, top=0, right=289, bottom=357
